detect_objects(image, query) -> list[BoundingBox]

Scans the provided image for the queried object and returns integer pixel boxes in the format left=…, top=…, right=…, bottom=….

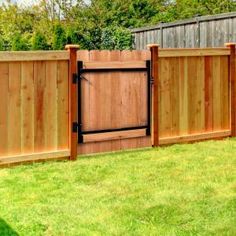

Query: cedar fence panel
left=159, top=53, right=230, bottom=136
left=0, top=51, right=70, bottom=166
left=153, top=47, right=232, bottom=145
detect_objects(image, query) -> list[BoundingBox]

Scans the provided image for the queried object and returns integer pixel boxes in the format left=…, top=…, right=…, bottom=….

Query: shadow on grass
left=0, top=218, right=19, bottom=236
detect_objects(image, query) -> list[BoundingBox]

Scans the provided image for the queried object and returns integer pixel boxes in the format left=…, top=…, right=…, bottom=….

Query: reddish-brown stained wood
left=66, top=45, right=79, bottom=160
left=57, top=61, right=69, bottom=150
left=21, top=62, right=34, bottom=154
left=8, top=62, right=21, bottom=155
left=204, top=56, right=213, bottom=131
left=225, top=43, right=236, bottom=136
left=0, top=63, right=9, bottom=156
left=148, top=44, right=159, bottom=146
left=220, top=56, right=230, bottom=130
left=34, top=61, right=46, bottom=152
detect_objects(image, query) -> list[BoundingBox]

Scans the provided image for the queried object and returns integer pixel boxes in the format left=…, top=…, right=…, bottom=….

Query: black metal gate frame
left=76, top=60, right=152, bottom=144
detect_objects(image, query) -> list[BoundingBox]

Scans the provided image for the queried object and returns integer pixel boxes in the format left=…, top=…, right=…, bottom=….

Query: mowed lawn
left=0, top=139, right=236, bottom=236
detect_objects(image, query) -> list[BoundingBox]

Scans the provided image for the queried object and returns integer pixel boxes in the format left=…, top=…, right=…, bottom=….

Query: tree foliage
left=32, top=31, right=49, bottom=50
left=0, top=0, right=235, bottom=50
left=52, top=24, right=67, bottom=50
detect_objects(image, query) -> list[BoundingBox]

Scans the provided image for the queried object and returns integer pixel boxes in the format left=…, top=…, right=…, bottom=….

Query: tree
left=0, top=36, right=4, bottom=51
left=11, top=33, right=29, bottom=51
left=101, top=26, right=133, bottom=49
left=52, top=23, right=67, bottom=49
left=0, top=0, right=236, bottom=51
left=31, top=31, right=49, bottom=50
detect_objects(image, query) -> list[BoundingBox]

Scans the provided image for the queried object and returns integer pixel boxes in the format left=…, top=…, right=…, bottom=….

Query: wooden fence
left=155, top=47, right=231, bottom=145
left=131, top=12, right=236, bottom=50
left=0, top=51, right=71, bottom=166
left=0, top=43, right=235, bottom=166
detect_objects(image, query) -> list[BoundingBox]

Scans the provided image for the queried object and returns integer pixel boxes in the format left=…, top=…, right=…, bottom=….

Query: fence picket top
left=159, top=48, right=230, bottom=57
left=0, top=51, right=69, bottom=61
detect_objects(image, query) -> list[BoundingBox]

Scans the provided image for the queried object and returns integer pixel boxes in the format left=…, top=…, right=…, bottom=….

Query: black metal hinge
left=72, top=122, right=78, bottom=133
left=73, top=73, right=79, bottom=84
left=150, top=76, right=154, bottom=85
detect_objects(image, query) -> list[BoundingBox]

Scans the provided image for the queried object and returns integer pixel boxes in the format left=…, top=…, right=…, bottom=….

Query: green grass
left=0, top=139, right=236, bottom=236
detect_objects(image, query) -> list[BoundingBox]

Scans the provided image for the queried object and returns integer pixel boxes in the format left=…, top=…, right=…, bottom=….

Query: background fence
left=0, top=44, right=235, bottom=166
left=131, top=12, right=236, bottom=50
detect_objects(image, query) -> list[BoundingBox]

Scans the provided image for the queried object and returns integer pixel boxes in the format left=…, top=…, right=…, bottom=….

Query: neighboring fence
left=131, top=12, right=236, bottom=50
left=0, top=51, right=71, bottom=166
left=0, top=44, right=235, bottom=166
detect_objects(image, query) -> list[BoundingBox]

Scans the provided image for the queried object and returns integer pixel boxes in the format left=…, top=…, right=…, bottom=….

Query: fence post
left=147, top=44, right=159, bottom=147
left=225, top=43, right=236, bottom=137
left=65, top=44, right=80, bottom=160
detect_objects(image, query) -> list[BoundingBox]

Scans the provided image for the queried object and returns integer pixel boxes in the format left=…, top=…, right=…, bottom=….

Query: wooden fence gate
left=75, top=51, right=152, bottom=155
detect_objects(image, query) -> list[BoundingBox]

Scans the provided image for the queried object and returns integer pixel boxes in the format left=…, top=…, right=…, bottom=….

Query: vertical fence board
left=8, top=62, right=21, bottom=155
left=159, top=58, right=171, bottom=137
left=0, top=63, right=8, bottom=155
left=34, top=61, right=46, bottom=152
left=179, top=57, right=189, bottom=135
left=45, top=61, right=58, bottom=150
left=170, top=57, right=180, bottom=136
left=57, top=61, right=69, bottom=150
left=21, top=62, right=34, bottom=153
left=226, top=43, right=236, bottom=136
left=212, top=56, right=222, bottom=130
left=220, top=56, right=229, bottom=130
left=204, top=56, right=213, bottom=132
left=120, top=50, right=140, bottom=149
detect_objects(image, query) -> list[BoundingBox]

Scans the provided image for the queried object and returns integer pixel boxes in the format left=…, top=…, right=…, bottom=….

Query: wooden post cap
left=147, top=44, right=159, bottom=49
left=65, top=44, right=80, bottom=50
left=225, top=43, right=236, bottom=47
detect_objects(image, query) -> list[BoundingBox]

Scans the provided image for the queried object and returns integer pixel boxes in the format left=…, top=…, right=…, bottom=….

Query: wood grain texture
left=159, top=48, right=230, bottom=57
left=158, top=53, right=229, bottom=139
left=68, top=46, right=78, bottom=160
left=83, top=129, right=147, bottom=143
left=0, top=150, right=70, bottom=167
left=45, top=61, right=58, bottom=150
left=0, top=51, right=69, bottom=61
left=204, top=56, right=213, bottom=131
left=21, top=62, right=34, bottom=153
left=8, top=62, right=21, bottom=155
left=77, top=50, right=152, bottom=155
left=57, top=61, right=69, bottom=149
left=226, top=44, right=236, bottom=136
left=34, top=61, right=46, bottom=152
left=160, top=130, right=231, bottom=145
left=0, top=63, right=9, bottom=155
left=0, top=59, right=70, bottom=164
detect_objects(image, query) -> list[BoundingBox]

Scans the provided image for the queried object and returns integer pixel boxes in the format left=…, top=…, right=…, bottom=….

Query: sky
left=0, top=0, right=83, bottom=6
left=0, top=0, right=39, bottom=6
